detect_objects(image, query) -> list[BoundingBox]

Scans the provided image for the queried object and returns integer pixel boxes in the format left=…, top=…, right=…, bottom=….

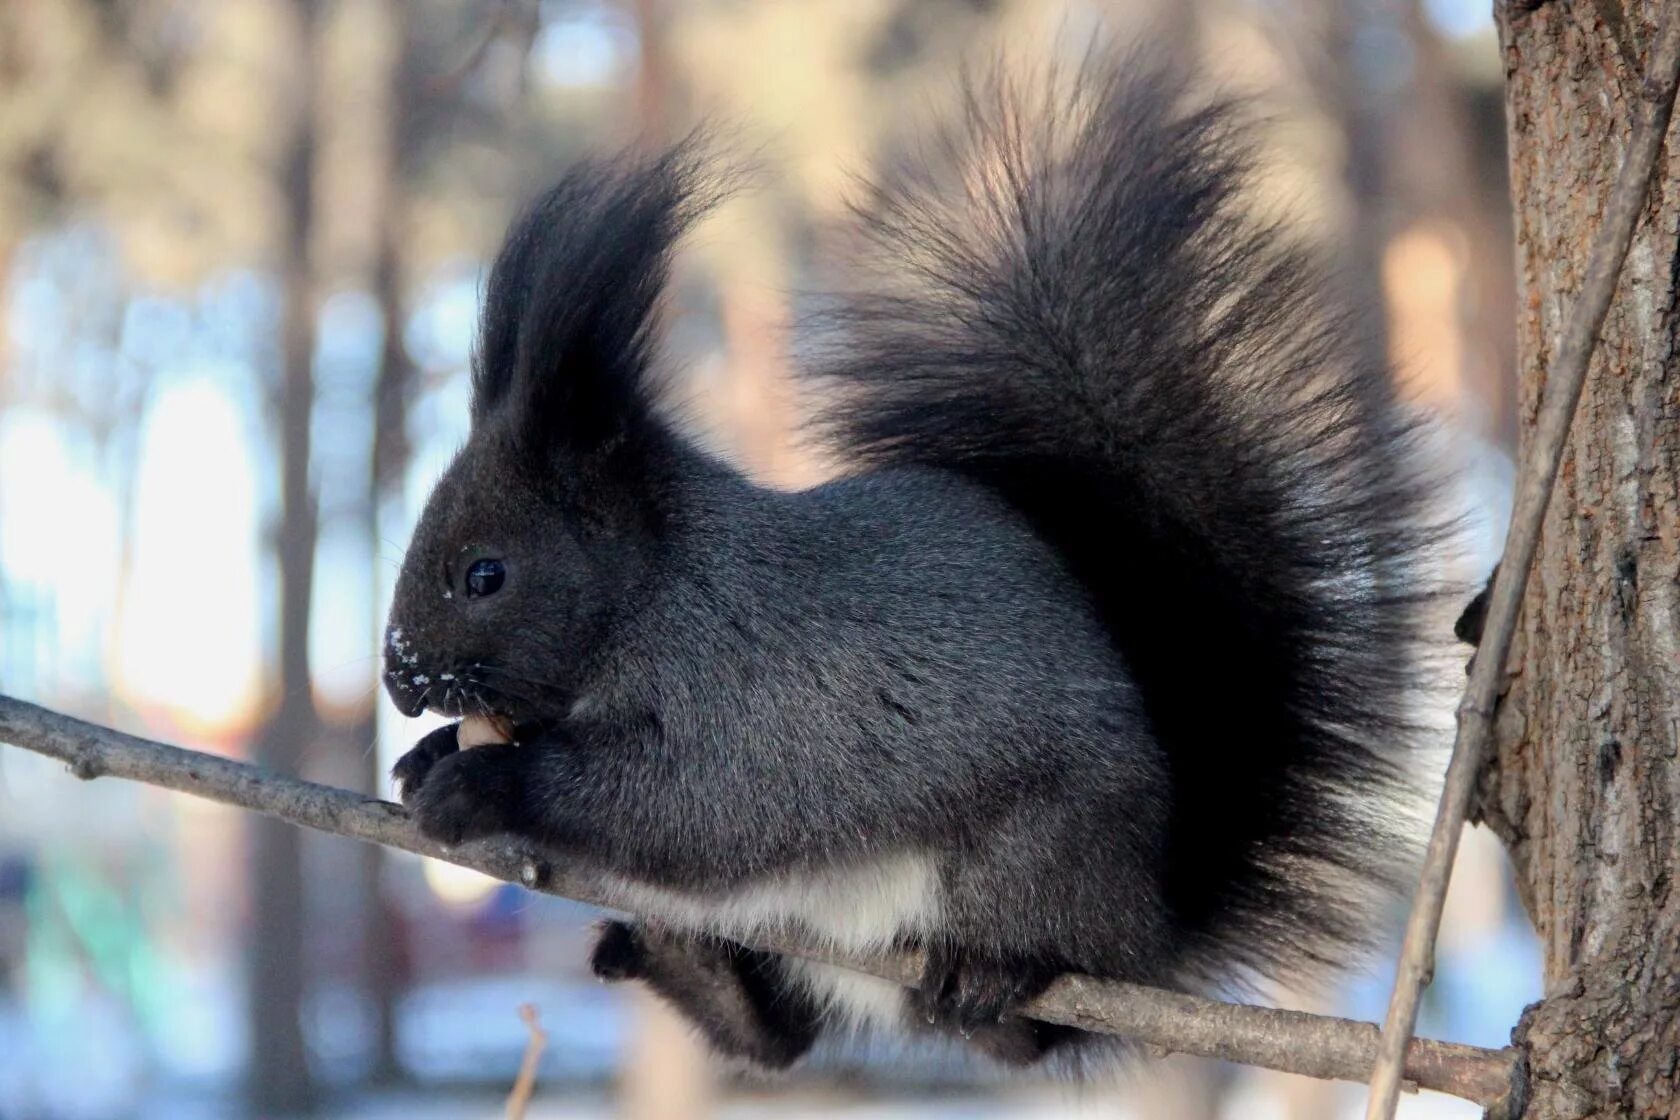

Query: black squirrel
left=382, top=60, right=1445, bottom=1070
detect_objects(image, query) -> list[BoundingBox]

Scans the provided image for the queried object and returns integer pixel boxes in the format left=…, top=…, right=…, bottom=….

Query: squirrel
left=382, top=59, right=1446, bottom=1070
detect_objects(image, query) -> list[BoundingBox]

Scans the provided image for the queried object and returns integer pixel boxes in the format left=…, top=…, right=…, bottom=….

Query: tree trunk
left=348, top=0, right=416, bottom=1085
left=1483, top=4, right=1680, bottom=1117
left=249, top=0, right=322, bottom=1112
left=352, top=215, right=407, bottom=1075
left=1312, top=0, right=1393, bottom=377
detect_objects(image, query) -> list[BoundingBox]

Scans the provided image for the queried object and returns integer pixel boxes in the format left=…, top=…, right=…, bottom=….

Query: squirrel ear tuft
left=471, top=136, right=722, bottom=458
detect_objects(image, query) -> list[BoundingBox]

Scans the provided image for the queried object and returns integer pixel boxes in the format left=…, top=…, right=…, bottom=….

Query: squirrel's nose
left=383, top=626, right=430, bottom=717
left=385, top=676, right=429, bottom=718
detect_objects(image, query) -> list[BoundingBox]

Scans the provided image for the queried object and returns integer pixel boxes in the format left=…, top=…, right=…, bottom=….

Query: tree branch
left=0, top=694, right=1517, bottom=1108
left=1364, top=8, right=1680, bottom=1119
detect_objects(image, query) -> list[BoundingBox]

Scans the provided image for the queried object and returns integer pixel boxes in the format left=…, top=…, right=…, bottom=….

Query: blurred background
left=0, top=0, right=1535, bottom=1117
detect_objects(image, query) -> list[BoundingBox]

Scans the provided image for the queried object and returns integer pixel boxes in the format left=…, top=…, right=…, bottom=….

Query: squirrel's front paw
left=408, top=743, right=521, bottom=846
left=391, top=723, right=461, bottom=805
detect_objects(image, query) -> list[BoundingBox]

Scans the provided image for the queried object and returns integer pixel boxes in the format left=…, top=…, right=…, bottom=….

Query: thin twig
left=0, top=694, right=1517, bottom=1108
left=506, top=1003, right=548, bottom=1120
left=1364, top=10, right=1680, bottom=1120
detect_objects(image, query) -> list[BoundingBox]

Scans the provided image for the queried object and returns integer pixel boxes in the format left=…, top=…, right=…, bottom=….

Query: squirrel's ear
left=471, top=140, right=717, bottom=459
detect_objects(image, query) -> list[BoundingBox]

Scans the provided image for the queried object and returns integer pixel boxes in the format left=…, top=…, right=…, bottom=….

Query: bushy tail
left=803, top=61, right=1446, bottom=985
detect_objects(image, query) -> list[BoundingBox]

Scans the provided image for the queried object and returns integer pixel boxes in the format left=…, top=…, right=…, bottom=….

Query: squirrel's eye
left=465, top=558, right=506, bottom=599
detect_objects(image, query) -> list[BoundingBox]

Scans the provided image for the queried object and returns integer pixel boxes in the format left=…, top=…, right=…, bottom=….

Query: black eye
left=465, top=558, right=505, bottom=599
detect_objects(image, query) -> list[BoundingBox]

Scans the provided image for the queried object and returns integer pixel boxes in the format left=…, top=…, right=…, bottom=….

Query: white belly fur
left=604, top=852, right=941, bottom=1030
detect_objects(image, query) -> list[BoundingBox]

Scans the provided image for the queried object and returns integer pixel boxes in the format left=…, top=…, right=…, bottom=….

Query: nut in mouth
left=457, top=713, right=515, bottom=748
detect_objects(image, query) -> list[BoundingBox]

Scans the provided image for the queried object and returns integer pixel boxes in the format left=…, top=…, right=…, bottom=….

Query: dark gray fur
left=383, top=59, right=1444, bottom=1070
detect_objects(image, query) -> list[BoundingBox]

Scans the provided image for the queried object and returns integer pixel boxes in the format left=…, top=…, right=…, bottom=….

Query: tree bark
left=1484, top=4, right=1680, bottom=1117
left=249, top=0, right=322, bottom=1112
